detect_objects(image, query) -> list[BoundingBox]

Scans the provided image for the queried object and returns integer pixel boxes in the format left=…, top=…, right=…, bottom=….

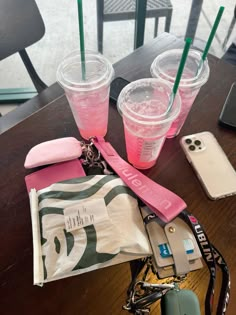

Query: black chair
left=0, top=0, right=47, bottom=103
left=96, top=0, right=173, bottom=53
left=222, top=5, right=236, bottom=51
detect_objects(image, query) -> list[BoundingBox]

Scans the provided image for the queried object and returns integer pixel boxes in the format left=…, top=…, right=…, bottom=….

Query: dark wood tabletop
left=0, top=33, right=236, bottom=315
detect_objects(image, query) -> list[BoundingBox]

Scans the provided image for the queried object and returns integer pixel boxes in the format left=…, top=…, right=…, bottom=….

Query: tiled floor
left=0, top=0, right=234, bottom=115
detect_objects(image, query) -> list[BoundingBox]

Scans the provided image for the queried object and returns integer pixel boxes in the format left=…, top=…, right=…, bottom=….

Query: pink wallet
left=25, top=159, right=85, bottom=192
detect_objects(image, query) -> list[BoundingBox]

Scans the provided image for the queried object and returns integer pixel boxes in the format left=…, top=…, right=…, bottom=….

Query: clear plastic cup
left=57, top=50, right=114, bottom=140
left=151, top=49, right=210, bottom=138
left=117, top=78, right=181, bottom=169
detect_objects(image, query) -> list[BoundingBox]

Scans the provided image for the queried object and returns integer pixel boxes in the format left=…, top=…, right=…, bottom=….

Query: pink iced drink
left=57, top=50, right=114, bottom=140
left=124, top=123, right=166, bottom=169
left=118, top=78, right=181, bottom=170
left=151, top=50, right=210, bottom=138
left=67, top=87, right=109, bottom=140
left=167, top=88, right=199, bottom=137
left=122, top=99, right=178, bottom=169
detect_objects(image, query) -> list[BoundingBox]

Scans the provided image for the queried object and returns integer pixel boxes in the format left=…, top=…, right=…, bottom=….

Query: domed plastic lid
left=150, top=49, right=210, bottom=89
left=57, top=50, right=114, bottom=92
left=117, top=78, right=181, bottom=125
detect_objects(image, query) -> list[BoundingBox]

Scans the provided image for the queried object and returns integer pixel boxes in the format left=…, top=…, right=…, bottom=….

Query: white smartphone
left=180, top=131, right=236, bottom=200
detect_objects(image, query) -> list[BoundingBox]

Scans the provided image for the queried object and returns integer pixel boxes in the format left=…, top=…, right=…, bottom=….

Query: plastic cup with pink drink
left=117, top=78, right=181, bottom=170
left=57, top=50, right=114, bottom=140
left=151, top=49, right=210, bottom=138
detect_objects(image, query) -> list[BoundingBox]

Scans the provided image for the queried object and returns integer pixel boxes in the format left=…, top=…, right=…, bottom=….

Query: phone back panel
left=180, top=131, right=236, bottom=199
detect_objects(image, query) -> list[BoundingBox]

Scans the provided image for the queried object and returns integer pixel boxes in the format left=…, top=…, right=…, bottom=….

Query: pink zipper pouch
left=24, top=137, right=82, bottom=169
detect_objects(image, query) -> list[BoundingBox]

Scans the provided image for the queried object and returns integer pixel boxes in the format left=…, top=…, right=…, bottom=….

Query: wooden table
left=1, top=33, right=236, bottom=315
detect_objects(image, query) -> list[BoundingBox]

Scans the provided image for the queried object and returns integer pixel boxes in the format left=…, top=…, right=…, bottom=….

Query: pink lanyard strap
left=92, top=137, right=187, bottom=222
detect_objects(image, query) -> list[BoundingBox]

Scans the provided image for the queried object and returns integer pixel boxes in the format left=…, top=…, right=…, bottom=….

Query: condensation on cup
left=117, top=78, right=181, bottom=170
left=151, top=49, right=210, bottom=138
left=57, top=50, right=114, bottom=140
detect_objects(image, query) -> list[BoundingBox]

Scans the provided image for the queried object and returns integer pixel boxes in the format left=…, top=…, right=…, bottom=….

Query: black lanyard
left=212, top=245, right=230, bottom=315
left=179, top=210, right=230, bottom=315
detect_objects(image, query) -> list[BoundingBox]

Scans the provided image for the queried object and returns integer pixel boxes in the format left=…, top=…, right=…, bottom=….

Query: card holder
left=141, top=206, right=203, bottom=277
left=154, top=258, right=203, bottom=279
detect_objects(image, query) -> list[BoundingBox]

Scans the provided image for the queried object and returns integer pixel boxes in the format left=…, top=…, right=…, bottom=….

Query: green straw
left=197, top=6, right=224, bottom=75
left=77, top=0, right=86, bottom=80
left=166, top=37, right=192, bottom=113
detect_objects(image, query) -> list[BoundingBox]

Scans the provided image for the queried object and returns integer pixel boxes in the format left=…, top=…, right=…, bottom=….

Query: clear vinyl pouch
left=25, top=139, right=152, bottom=286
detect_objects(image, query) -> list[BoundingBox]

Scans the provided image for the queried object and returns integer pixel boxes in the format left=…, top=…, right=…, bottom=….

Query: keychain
left=122, top=258, right=201, bottom=315
left=122, top=258, right=176, bottom=314
left=79, top=140, right=113, bottom=175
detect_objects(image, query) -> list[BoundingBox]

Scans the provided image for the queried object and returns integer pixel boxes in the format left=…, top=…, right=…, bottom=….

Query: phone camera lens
left=194, top=140, right=201, bottom=146
left=189, top=145, right=196, bottom=151
left=185, top=138, right=192, bottom=144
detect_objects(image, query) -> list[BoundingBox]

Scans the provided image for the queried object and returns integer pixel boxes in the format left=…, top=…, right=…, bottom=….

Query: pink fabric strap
left=92, top=137, right=187, bottom=222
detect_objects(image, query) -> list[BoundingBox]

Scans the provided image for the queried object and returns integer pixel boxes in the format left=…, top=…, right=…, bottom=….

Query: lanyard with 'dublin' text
left=179, top=210, right=230, bottom=315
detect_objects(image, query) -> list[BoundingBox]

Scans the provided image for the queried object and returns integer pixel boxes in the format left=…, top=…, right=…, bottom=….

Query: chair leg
left=222, top=16, right=236, bottom=51
left=185, top=0, right=203, bottom=40
left=154, top=18, right=159, bottom=37
left=134, top=0, right=147, bottom=49
left=19, top=49, right=47, bottom=93
left=164, top=10, right=172, bottom=33
left=97, top=0, right=104, bottom=53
